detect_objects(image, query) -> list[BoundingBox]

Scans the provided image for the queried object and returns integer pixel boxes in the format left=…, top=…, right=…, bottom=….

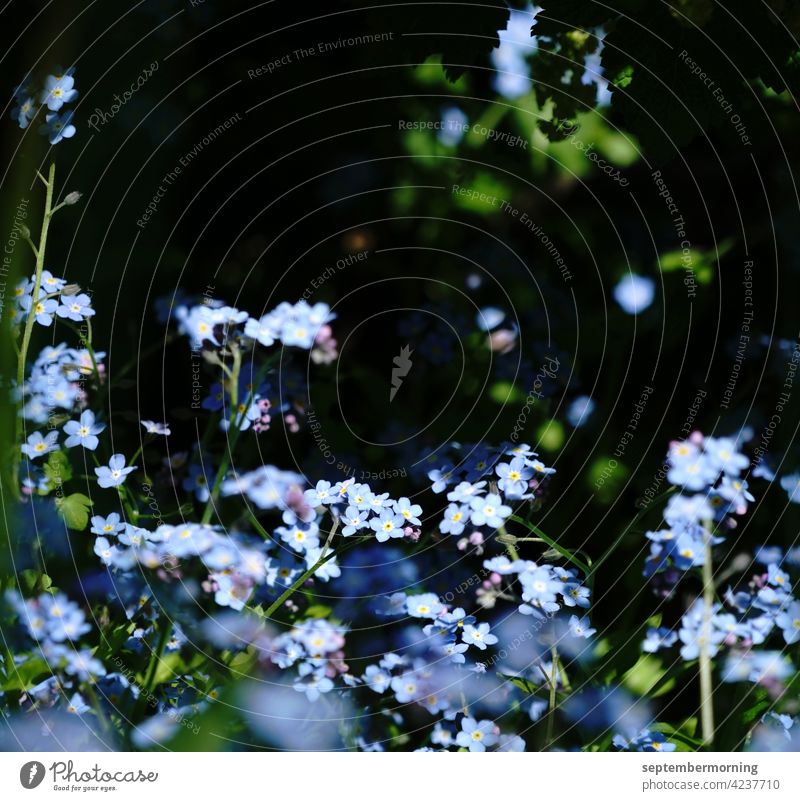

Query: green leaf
left=55, top=492, right=93, bottom=530
left=44, top=450, right=73, bottom=489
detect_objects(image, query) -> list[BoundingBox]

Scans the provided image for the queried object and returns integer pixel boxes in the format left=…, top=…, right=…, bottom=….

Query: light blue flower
left=40, top=72, right=78, bottom=111
left=406, top=592, right=444, bottom=619
left=455, top=717, right=497, bottom=752
left=496, top=457, right=532, bottom=497
left=568, top=615, right=596, bottom=639
left=20, top=294, right=58, bottom=326
left=642, top=627, right=678, bottom=653
left=11, top=92, right=36, bottom=129
left=63, top=409, right=105, bottom=450
left=362, top=665, right=391, bottom=693
left=90, top=512, right=124, bottom=537
left=370, top=510, right=405, bottom=542
left=613, top=274, right=655, bottom=314
left=56, top=293, right=95, bottom=321
left=95, top=453, right=137, bottom=488
left=393, top=496, right=422, bottom=526
left=469, top=492, right=511, bottom=528
left=64, top=648, right=106, bottom=681
left=566, top=395, right=595, bottom=427
left=341, top=505, right=369, bottom=536
left=439, top=503, right=469, bottom=535
left=21, top=430, right=58, bottom=459
left=775, top=601, right=800, bottom=645
left=40, top=110, right=76, bottom=144
left=462, top=622, right=498, bottom=650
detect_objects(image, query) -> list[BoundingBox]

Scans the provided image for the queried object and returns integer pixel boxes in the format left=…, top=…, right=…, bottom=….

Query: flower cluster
left=11, top=68, right=78, bottom=144
left=429, top=442, right=555, bottom=547
left=644, top=433, right=756, bottom=579
left=6, top=591, right=104, bottom=683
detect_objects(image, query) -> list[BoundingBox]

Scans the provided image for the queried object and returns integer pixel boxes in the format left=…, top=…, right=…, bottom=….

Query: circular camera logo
left=19, top=761, right=45, bottom=789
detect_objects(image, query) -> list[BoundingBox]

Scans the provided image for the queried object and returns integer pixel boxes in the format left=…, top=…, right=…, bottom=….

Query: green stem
left=261, top=519, right=339, bottom=619
left=699, top=525, right=716, bottom=747
left=13, top=162, right=56, bottom=494
left=509, top=515, right=591, bottom=578
left=133, top=617, right=171, bottom=720
left=545, top=645, right=559, bottom=748
left=200, top=351, right=276, bottom=525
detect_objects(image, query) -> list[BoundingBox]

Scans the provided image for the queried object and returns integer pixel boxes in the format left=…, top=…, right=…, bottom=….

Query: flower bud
left=63, top=191, right=83, bottom=206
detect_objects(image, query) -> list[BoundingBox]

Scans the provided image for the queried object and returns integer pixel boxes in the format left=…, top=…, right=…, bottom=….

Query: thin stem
left=13, top=163, right=56, bottom=496
left=261, top=519, right=340, bottom=619
left=545, top=645, right=559, bottom=748
left=699, top=525, right=716, bottom=747
left=133, top=616, right=171, bottom=720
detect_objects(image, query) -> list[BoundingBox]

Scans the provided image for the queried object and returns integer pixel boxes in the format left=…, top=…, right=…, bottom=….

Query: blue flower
left=90, top=512, right=124, bottom=537
left=642, top=627, right=678, bottom=653
left=40, top=72, right=78, bottom=111
left=64, top=648, right=106, bottom=681
left=304, top=480, right=333, bottom=506
left=341, top=505, right=369, bottom=536
left=469, top=493, right=512, bottom=528
left=455, top=717, right=497, bottom=752
left=446, top=480, right=486, bottom=502
left=613, top=274, right=655, bottom=314
left=775, top=601, right=800, bottom=644
left=462, top=622, right=498, bottom=650
left=56, top=293, right=95, bottom=321
left=566, top=395, right=596, bottom=427
left=475, top=306, right=505, bottom=331
left=406, top=593, right=445, bottom=619
left=63, top=410, right=105, bottom=450
left=141, top=420, right=171, bottom=435
left=40, top=111, right=76, bottom=144
left=11, top=92, right=36, bottom=129
left=428, top=465, right=455, bottom=493
left=780, top=472, right=800, bottom=503
left=95, top=453, right=137, bottom=488
left=495, top=457, right=533, bottom=497
left=438, top=105, right=468, bottom=146
left=370, top=510, right=405, bottom=542
left=393, top=496, right=422, bottom=526
left=362, top=665, right=391, bottom=693
left=568, top=615, right=596, bottom=639
left=441, top=640, right=469, bottom=663
left=439, top=503, right=469, bottom=535
left=613, top=729, right=676, bottom=752
left=704, top=436, right=748, bottom=475
left=21, top=430, right=58, bottom=459
left=20, top=294, right=58, bottom=326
